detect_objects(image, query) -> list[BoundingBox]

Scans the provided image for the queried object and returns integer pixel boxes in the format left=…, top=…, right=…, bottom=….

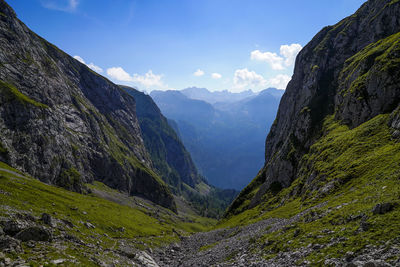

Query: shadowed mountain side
left=122, top=86, right=238, bottom=218
left=150, top=88, right=282, bottom=190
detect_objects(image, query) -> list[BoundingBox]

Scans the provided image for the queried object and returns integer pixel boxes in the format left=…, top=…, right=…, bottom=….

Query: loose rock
left=372, top=203, right=394, bottom=215
left=14, top=226, right=51, bottom=242
left=136, top=251, right=159, bottom=267
left=41, top=213, right=53, bottom=226
left=2, top=220, right=28, bottom=236
left=0, top=236, right=22, bottom=253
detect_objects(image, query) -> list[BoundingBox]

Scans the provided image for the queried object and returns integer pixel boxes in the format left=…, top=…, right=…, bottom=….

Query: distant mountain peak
left=181, top=87, right=258, bottom=104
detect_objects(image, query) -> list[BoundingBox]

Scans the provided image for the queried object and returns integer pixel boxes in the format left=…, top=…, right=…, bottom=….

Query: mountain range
left=180, top=87, right=257, bottom=104
left=1, top=0, right=400, bottom=266
left=121, top=85, right=237, bottom=217
left=151, top=87, right=283, bottom=190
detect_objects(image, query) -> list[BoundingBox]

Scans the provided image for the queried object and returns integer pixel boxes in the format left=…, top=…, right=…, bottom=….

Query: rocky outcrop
left=0, top=0, right=175, bottom=211
left=227, top=0, right=400, bottom=214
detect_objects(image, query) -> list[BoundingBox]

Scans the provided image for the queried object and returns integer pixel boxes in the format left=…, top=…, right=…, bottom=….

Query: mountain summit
left=181, top=87, right=256, bottom=104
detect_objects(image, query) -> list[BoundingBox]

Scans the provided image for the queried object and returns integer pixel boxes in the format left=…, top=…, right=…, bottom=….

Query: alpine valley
left=0, top=0, right=400, bottom=266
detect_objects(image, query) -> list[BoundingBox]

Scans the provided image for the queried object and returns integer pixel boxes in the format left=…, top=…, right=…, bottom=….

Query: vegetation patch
left=56, top=167, right=83, bottom=193
left=0, top=80, right=48, bottom=108
left=0, top=161, right=217, bottom=265
left=199, top=241, right=218, bottom=252
left=0, top=141, right=7, bottom=154
left=219, top=114, right=400, bottom=264
left=340, top=31, right=400, bottom=96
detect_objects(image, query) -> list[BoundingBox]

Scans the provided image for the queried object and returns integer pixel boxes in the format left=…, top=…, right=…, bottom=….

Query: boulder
left=135, top=251, right=159, bottom=267
left=372, top=203, right=394, bottom=215
left=14, top=226, right=51, bottom=242
left=2, top=220, right=29, bottom=236
left=41, top=213, right=53, bottom=226
left=83, top=222, right=95, bottom=229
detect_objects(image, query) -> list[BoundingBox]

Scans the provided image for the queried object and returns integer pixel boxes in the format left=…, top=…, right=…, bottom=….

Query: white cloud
left=73, top=55, right=103, bottom=73
left=73, top=55, right=85, bottom=64
left=211, top=73, right=222, bottom=79
left=106, top=67, right=167, bottom=89
left=193, top=69, right=205, bottom=77
left=267, top=74, right=291, bottom=89
left=106, top=67, right=133, bottom=82
left=251, top=50, right=284, bottom=70
left=233, top=68, right=267, bottom=91
left=41, top=0, right=79, bottom=12
left=86, top=63, right=103, bottom=73
left=132, top=70, right=166, bottom=89
left=280, top=44, right=302, bottom=67
left=250, top=43, right=302, bottom=70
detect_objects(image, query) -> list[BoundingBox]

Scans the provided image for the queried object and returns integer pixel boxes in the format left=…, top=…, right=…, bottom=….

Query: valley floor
left=154, top=202, right=400, bottom=267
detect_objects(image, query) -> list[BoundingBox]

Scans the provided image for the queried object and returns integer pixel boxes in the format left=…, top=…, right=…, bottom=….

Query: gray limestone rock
left=0, top=0, right=175, bottom=211
left=228, top=0, right=400, bottom=214
left=0, top=236, right=22, bottom=253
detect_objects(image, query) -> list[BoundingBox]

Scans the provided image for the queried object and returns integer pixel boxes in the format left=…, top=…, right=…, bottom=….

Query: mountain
left=215, top=0, right=400, bottom=265
left=0, top=0, right=175, bottom=211
left=150, top=88, right=282, bottom=190
left=120, top=86, right=202, bottom=189
left=121, top=86, right=237, bottom=218
left=181, top=87, right=256, bottom=104
left=227, top=0, right=400, bottom=215
left=150, top=90, right=215, bottom=128
left=1, top=0, right=400, bottom=266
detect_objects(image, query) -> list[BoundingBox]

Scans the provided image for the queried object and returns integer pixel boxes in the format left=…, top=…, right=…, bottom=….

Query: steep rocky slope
left=0, top=0, right=175, bottom=210
left=120, top=86, right=202, bottom=189
left=228, top=0, right=400, bottom=214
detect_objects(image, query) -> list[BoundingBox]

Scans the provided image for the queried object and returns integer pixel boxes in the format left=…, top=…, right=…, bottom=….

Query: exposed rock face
left=121, top=86, right=202, bottom=188
left=228, top=0, right=400, bottom=214
left=0, top=0, right=175, bottom=211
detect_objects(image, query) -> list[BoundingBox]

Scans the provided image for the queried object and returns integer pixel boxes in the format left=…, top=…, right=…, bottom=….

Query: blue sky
left=8, top=0, right=366, bottom=92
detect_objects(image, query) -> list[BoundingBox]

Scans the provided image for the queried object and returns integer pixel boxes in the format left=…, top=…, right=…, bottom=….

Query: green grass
left=340, top=31, right=400, bottom=95
left=218, top=114, right=400, bottom=264
left=0, top=141, right=7, bottom=154
left=199, top=241, right=218, bottom=252
left=0, top=80, right=48, bottom=108
left=0, top=161, right=217, bottom=265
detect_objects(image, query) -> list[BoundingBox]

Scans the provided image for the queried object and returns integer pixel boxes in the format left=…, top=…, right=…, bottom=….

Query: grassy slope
left=218, top=114, right=400, bottom=264
left=0, top=161, right=215, bottom=266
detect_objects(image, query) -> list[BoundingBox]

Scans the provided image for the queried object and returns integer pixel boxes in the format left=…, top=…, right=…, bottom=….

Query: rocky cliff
left=121, top=86, right=202, bottom=189
left=0, top=0, right=175, bottom=211
left=227, top=0, right=400, bottom=215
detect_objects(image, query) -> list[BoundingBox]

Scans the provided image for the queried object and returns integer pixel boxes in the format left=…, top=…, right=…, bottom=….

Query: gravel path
left=153, top=202, right=327, bottom=266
